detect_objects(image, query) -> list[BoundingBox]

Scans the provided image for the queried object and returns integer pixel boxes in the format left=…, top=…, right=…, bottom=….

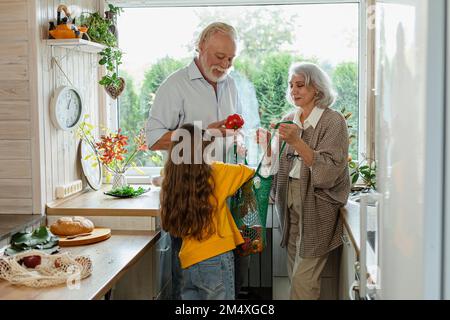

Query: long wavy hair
left=160, top=123, right=217, bottom=241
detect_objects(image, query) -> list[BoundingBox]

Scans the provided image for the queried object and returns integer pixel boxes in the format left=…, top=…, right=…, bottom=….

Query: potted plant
left=349, top=155, right=377, bottom=191
left=78, top=5, right=124, bottom=99
left=340, top=107, right=377, bottom=191
left=104, top=3, right=124, bottom=39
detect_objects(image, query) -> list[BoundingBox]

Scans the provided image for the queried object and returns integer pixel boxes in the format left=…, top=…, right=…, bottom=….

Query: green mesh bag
left=230, top=121, right=292, bottom=256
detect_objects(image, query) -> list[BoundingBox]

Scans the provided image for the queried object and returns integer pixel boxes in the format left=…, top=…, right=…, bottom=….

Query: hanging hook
left=51, top=56, right=74, bottom=87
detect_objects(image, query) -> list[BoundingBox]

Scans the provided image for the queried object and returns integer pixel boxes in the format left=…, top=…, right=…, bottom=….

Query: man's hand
left=207, top=119, right=235, bottom=137
left=149, top=131, right=173, bottom=151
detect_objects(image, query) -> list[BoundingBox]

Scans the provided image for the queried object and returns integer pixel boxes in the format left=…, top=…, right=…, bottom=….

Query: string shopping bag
left=230, top=121, right=293, bottom=256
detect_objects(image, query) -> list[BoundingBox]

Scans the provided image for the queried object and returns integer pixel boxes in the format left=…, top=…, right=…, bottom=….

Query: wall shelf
left=45, top=38, right=107, bottom=53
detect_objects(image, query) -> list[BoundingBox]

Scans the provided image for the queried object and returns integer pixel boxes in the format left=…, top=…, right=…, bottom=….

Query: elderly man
left=146, top=22, right=246, bottom=300
left=146, top=22, right=241, bottom=151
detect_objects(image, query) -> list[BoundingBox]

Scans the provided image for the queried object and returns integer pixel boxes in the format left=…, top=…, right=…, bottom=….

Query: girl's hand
left=234, top=130, right=247, bottom=158
left=236, top=140, right=247, bottom=158
left=278, top=123, right=301, bottom=146
left=226, top=130, right=247, bottom=157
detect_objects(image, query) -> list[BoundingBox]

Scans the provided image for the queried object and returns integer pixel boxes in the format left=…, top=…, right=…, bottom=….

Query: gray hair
left=286, top=62, right=337, bottom=109
left=196, top=22, right=237, bottom=51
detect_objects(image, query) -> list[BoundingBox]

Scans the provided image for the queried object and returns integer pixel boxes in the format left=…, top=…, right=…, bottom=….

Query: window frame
left=111, top=0, right=373, bottom=177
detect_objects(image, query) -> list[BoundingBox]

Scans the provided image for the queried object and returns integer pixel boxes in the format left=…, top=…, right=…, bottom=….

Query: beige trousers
left=287, top=178, right=329, bottom=300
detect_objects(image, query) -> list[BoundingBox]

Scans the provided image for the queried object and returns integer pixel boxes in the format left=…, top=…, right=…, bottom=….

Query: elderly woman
left=258, top=62, right=350, bottom=300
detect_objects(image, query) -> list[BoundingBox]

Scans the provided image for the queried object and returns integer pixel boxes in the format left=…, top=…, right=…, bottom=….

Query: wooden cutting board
left=58, top=228, right=111, bottom=247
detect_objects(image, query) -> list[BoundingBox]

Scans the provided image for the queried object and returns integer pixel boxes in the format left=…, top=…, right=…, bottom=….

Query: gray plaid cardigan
left=271, top=107, right=350, bottom=258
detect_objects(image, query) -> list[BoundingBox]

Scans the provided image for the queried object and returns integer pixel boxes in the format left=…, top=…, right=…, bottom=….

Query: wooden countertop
left=46, top=185, right=160, bottom=217
left=0, top=230, right=160, bottom=300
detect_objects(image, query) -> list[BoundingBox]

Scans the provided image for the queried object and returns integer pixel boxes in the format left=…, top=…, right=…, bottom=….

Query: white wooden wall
left=37, top=0, right=103, bottom=208
left=0, top=0, right=104, bottom=215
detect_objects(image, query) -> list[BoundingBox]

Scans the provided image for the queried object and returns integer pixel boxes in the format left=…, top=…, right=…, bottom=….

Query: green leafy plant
left=106, top=3, right=124, bottom=16
left=105, top=185, right=149, bottom=198
left=78, top=5, right=123, bottom=92
left=5, top=227, right=59, bottom=256
left=98, top=46, right=123, bottom=89
left=80, top=12, right=117, bottom=47
left=349, top=155, right=376, bottom=190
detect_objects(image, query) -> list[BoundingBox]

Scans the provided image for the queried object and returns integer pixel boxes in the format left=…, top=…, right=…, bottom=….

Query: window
left=116, top=0, right=363, bottom=173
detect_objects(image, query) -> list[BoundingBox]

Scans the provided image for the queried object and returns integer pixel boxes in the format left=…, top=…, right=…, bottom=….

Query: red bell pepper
left=225, top=113, right=245, bottom=130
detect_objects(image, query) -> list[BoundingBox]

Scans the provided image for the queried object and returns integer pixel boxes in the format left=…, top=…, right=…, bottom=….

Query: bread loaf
left=50, top=217, right=94, bottom=236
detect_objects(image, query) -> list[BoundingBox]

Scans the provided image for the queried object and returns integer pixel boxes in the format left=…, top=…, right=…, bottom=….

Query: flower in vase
left=77, top=117, right=148, bottom=179
left=95, top=129, right=148, bottom=175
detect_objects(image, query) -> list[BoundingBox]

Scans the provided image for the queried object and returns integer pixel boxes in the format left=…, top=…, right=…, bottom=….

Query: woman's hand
left=256, top=127, right=271, bottom=146
left=278, top=123, right=301, bottom=146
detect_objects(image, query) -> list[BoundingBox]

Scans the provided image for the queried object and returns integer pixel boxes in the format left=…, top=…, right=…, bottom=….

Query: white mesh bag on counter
left=0, top=250, right=92, bottom=288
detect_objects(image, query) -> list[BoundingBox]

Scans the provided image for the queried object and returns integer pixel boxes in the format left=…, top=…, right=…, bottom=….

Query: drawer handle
left=157, top=246, right=170, bottom=253
left=341, top=234, right=351, bottom=246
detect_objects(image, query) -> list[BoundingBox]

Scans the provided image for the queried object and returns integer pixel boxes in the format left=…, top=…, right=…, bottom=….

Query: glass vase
left=112, top=172, right=127, bottom=190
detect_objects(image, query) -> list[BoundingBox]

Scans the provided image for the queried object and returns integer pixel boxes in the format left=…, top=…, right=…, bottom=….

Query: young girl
left=160, top=123, right=254, bottom=300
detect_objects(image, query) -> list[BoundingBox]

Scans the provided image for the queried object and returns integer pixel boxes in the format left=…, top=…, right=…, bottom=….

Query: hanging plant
left=98, top=46, right=124, bottom=99
left=78, top=5, right=124, bottom=99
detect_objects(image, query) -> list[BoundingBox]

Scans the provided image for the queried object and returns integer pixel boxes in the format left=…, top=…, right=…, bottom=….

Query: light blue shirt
left=145, top=59, right=242, bottom=148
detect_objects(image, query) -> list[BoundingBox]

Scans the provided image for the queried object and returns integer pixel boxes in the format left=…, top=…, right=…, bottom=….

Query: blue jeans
left=181, top=251, right=235, bottom=300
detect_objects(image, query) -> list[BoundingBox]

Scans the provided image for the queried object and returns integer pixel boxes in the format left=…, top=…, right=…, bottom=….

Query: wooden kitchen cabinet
left=111, top=230, right=171, bottom=300
left=152, top=230, right=172, bottom=300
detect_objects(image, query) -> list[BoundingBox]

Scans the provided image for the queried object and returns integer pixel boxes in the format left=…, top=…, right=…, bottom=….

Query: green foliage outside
left=188, top=7, right=297, bottom=59
left=140, top=57, right=187, bottom=116
left=119, top=70, right=161, bottom=167
left=118, top=71, right=142, bottom=136
left=332, top=62, right=359, bottom=159
left=250, top=53, right=307, bottom=129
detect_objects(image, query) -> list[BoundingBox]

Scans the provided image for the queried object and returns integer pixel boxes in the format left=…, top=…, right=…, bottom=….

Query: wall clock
left=50, top=85, right=84, bottom=131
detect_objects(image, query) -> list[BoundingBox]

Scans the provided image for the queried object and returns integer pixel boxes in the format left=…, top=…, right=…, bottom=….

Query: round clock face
left=50, top=86, right=84, bottom=131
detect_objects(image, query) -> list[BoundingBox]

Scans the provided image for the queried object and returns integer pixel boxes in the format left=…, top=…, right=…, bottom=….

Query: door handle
left=341, top=233, right=351, bottom=246
left=360, top=192, right=382, bottom=300
left=349, top=280, right=360, bottom=300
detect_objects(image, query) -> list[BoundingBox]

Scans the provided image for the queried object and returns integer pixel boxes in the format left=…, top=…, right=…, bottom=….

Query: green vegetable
left=5, top=227, right=59, bottom=256
left=106, top=186, right=149, bottom=197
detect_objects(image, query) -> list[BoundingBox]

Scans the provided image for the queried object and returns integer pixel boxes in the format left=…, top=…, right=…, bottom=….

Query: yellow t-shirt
left=178, top=162, right=255, bottom=269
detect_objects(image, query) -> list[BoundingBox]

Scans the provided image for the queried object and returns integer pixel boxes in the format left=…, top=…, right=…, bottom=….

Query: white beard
left=200, top=55, right=229, bottom=83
